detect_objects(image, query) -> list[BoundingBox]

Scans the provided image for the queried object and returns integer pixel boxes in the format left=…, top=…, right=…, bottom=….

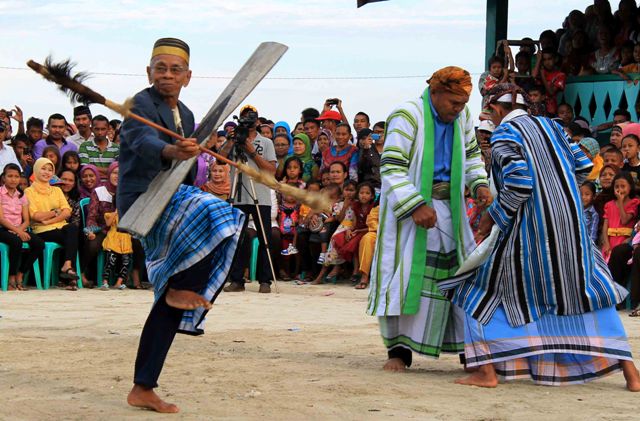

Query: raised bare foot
left=383, top=358, right=407, bottom=372
left=127, top=385, right=179, bottom=413
left=620, top=360, right=640, bottom=392
left=455, top=364, right=498, bottom=388
left=165, top=288, right=212, bottom=310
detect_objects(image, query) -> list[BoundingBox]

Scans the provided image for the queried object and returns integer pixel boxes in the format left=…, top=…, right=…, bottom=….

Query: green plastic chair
left=43, top=242, right=82, bottom=289
left=249, top=237, right=259, bottom=281
left=0, top=242, right=42, bottom=291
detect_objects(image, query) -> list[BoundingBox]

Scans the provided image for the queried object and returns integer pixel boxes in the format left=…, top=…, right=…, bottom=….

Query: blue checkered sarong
left=140, top=185, right=244, bottom=334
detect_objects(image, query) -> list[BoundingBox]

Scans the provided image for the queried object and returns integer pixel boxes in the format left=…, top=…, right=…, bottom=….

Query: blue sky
left=1, top=0, right=589, bottom=129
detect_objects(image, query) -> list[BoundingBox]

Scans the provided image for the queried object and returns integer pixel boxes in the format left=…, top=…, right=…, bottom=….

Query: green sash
left=402, top=88, right=464, bottom=314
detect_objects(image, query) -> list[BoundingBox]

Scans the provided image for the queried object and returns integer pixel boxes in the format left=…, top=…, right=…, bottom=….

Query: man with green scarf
left=367, top=66, right=491, bottom=371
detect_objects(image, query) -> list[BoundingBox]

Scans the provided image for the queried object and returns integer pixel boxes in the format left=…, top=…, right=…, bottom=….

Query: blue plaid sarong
left=140, top=185, right=244, bottom=335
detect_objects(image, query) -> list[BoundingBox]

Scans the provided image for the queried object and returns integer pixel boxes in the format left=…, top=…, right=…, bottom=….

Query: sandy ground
left=1, top=281, right=639, bottom=421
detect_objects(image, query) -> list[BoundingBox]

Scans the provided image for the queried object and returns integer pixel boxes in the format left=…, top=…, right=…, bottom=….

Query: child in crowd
left=19, top=174, right=29, bottom=191
left=510, top=51, right=536, bottom=92
left=320, top=168, right=331, bottom=187
left=313, top=129, right=331, bottom=168
left=479, top=55, right=509, bottom=119
left=533, top=49, right=566, bottom=116
left=466, top=187, right=490, bottom=243
left=281, top=156, right=305, bottom=189
left=259, top=124, right=273, bottom=140
left=41, top=146, right=61, bottom=174
left=354, top=203, right=379, bottom=290
left=557, top=103, right=575, bottom=127
left=60, top=150, right=81, bottom=175
left=12, top=135, right=33, bottom=177
left=603, top=147, right=625, bottom=169
left=330, top=182, right=376, bottom=284
left=101, top=208, right=133, bottom=290
left=311, top=183, right=342, bottom=268
left=595, top=164, right=620, bottom=216
left=610, top=125, right=625, bottom=149
left=602, top=172, right=639, bottom=261
left=581, top=181, right=600, bottom=244
left=0, top=163, right=44, bottom=290
left=579, top=136, right=603, bottom=181
left=622, top=134, right=640, bottom=186
left=527, top=85, right=547, bottom=116
left=295, top=181, right=320, bottom=283
left=278, top=187, right=300, bottom=280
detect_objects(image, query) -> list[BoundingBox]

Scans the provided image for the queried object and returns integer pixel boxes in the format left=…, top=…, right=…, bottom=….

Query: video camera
left=229, top=111, right=259, bottom=145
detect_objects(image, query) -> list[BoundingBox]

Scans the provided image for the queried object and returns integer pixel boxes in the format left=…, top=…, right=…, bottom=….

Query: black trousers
left=608, top=243, right=640, bottom=307
left=81, top=231, right=106, bottom=274
left=229, top=204, right=272, bottom=285
left=0, top=228, right=44, bottom=276
left=37, top=224, right=79, bottom=263
left=133, top=250, right=215, bottom=389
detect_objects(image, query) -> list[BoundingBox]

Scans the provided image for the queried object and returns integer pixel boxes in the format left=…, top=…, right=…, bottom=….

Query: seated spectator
left=79, top=165, right=102, bottom=199
left=533, top=49, right=566, bottom=116
left=601, top=171, right=639, bottom=262
left=581, top=181, right=600, bottom=243
left=322, top=125, right=359, bottom=181
left=78, top=115, right=119, bottom=182
left=58, top=169, right=81, bottom=228
left=309, top=183, right=342, bottom=269
left=590, top=26, right=620, bottom=74
left=82, top=162, right=117, bottom=287
left=33, top=114, right=78, bottom=159
left=0, top=163, right=44, bottom=290
left=295, top=181, right=321, bottom=283
left=60, top=150, right=81, bottom=176
left=0, top=121, right=22, bottom=174
left=25, top=158, right=79, bottom=289
left=200, top=161, right=231, bottom=201
left=292, top=133, right=318, bottom=183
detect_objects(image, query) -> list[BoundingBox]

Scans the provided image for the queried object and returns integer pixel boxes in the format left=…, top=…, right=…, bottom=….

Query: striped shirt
left=78, top=140, right=119, bottom=168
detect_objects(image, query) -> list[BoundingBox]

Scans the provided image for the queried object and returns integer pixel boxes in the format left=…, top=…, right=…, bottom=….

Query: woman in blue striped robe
left=447, top=84, right=640, bottom=390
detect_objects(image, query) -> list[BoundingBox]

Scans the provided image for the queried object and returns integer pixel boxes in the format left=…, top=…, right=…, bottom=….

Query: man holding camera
left=357, top=121, right=385, bottom=191
left=223, top=104, right=277, bottom=294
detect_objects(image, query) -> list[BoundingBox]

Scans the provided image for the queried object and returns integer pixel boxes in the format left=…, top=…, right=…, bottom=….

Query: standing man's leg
left=128, top=251, right=214, bottom=413
left=225, top=204, right=251, bottom=292
left=255, top=204, right=273, bottom=293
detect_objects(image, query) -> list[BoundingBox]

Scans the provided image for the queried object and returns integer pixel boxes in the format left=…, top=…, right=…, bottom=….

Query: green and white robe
left=367, top=95, right=488, bottom=358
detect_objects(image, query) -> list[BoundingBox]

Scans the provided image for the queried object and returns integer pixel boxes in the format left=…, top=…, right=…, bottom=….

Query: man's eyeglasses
left=152, top=65, right=188, bottom=75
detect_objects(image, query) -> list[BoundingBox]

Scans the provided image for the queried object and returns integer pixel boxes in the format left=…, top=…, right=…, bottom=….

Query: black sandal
left=59, top=268, right=79, bottom=281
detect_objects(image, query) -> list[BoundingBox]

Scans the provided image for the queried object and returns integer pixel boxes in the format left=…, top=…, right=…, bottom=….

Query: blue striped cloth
left=141, top=185, right=244, bottom=334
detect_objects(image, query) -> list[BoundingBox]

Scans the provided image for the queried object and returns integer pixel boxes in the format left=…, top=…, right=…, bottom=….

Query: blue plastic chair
left=0, top=242, right=42, bottom=291
left=42, top=242, right=82, bottom=289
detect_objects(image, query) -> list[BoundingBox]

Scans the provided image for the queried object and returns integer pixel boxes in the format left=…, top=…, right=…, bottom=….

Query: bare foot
left=127, top=385, right=179, bottom=413
left=621, top=360, right=640, bottom=392
left=383, top=358, right=407, bottom=372
left=165, top=288, right=212, bottom=310
left=455, top=364, right=498, bottom=388
left=464, top=365, right=479, bottom=373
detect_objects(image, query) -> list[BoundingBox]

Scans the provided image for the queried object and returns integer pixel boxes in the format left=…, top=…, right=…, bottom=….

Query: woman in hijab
left=274, top=121, right=293, bottom=154
left=291, top=133, right=319, bottom=183
left=201, top=161, right=231, bottom=201
left=82, top=162, right=118, bottom=287
left=25, top=158, right=80, bottom=289
left=78, top=164, right=103, bottom=199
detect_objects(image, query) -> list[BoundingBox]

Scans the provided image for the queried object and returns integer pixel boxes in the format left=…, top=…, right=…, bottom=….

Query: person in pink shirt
left=0, top=163, right=44, bottom=290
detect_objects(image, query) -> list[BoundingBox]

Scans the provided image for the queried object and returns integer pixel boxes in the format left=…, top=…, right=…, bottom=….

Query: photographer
left=358, top=121, right=385, bottom=191
left=223, top=105, right=277, bottom=294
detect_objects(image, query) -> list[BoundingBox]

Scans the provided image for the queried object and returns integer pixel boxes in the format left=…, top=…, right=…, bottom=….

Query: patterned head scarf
left=485, top=83, right=532, bottom=110
left=427, top=66, right=473, bottom=97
